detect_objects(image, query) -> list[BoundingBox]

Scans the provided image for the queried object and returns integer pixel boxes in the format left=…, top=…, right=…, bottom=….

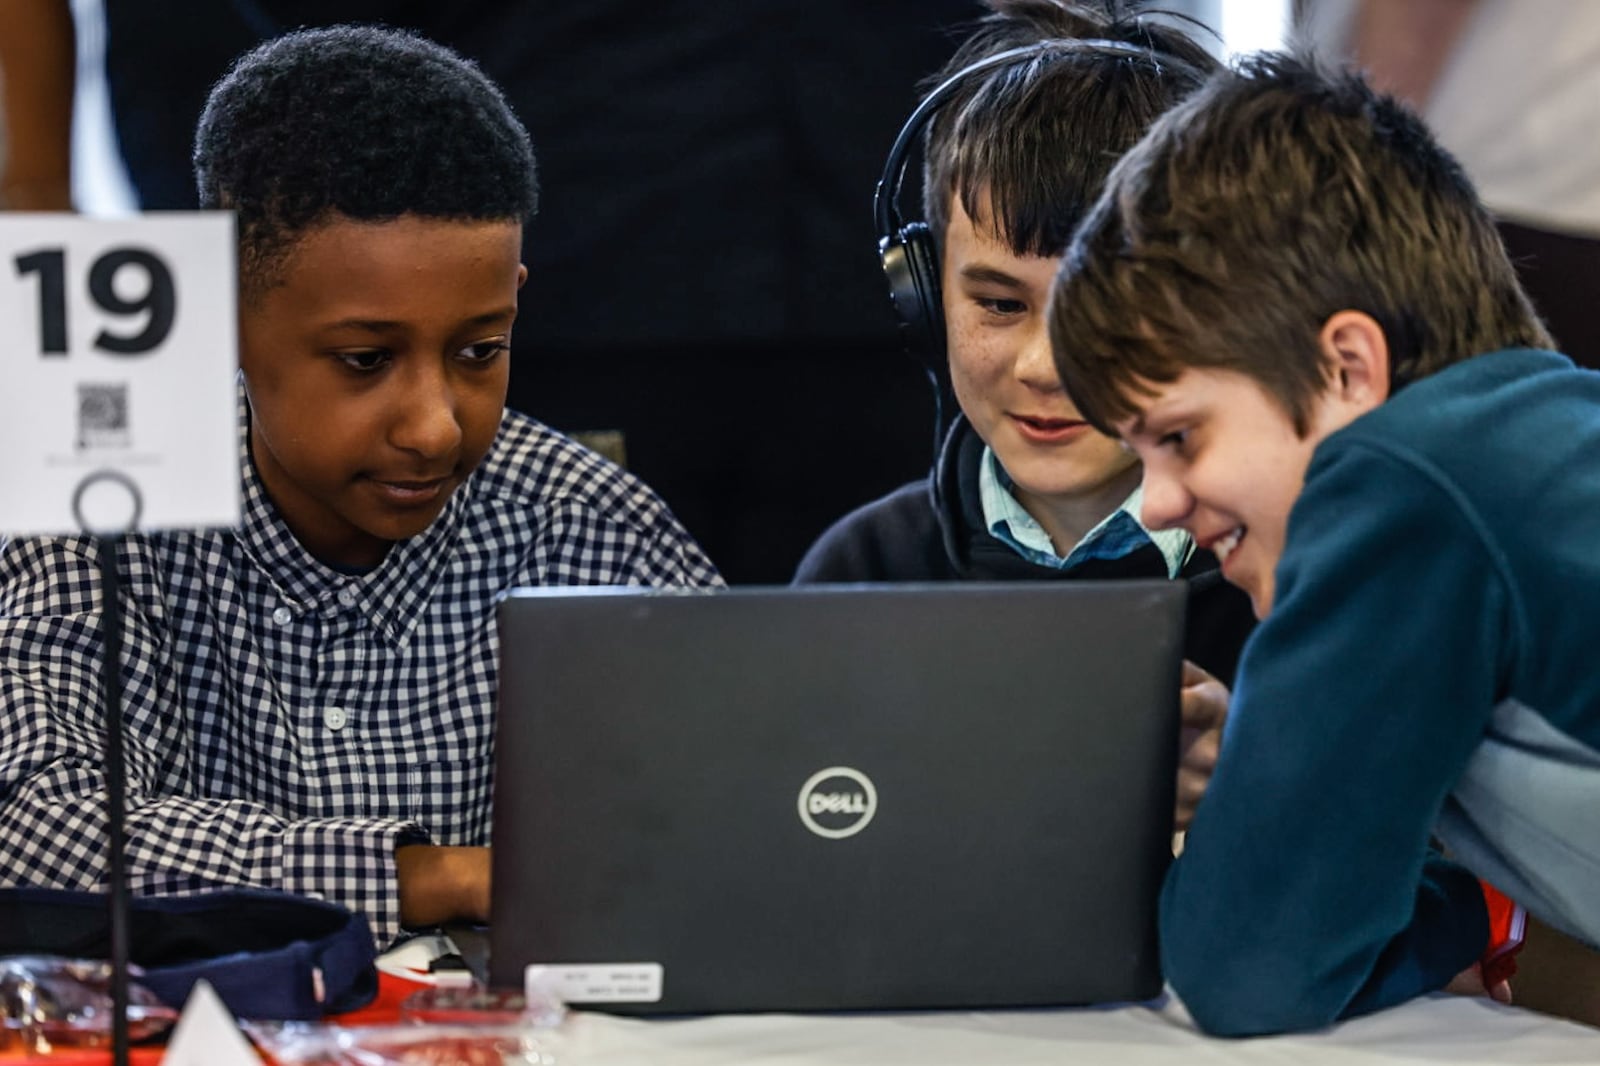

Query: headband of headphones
left=873, top=37, right=1201, bottom=242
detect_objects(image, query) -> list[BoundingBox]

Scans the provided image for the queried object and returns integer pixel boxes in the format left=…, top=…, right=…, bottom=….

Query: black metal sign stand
left=76, top=468, right=142, bottom=1066
left=97, top=534, right=131, bottom=1066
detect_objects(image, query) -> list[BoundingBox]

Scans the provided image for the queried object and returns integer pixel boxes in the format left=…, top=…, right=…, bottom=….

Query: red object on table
left=0, top=1049, right=164, bottom=1064
left=1480, top=879, right=1527, bottom=988
left=329, top=970, right=432, bottom=1027
left=1, top=972, right=430, bottom=1063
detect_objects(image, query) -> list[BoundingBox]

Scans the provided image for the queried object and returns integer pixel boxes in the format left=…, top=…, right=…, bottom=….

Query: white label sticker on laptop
left=526, top=963, right=663, bottom=1003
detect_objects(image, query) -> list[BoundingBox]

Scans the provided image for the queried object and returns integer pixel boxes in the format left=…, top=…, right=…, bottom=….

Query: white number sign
left=0, top=213, right=240, bottom=535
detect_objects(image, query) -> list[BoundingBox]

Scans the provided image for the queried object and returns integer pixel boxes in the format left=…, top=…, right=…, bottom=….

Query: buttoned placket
left=325, top=585, right=360, bottom=735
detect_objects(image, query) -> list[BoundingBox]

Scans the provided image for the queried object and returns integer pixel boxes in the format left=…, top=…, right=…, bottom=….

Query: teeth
left=1213, top=528, right=1243, bottom=563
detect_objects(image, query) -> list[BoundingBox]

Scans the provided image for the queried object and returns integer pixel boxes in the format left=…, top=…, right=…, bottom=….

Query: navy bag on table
left=0, top=887, right=376, bottom=1019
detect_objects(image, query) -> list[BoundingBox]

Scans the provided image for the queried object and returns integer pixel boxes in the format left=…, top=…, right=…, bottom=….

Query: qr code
left=77, top=383, right=131, bottom=450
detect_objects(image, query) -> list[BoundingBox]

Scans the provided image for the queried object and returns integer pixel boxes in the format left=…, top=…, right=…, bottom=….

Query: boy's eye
left=336, top=349, right=391, bottom=372
left=1157, top=428, right=1190, bottom=453
left=975, top=296, right=1027, bottom=317
left=459, top=340, right=510, bottom=364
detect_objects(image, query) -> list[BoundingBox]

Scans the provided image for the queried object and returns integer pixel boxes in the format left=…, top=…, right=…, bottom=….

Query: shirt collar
left=233, top=382, right=466, bottom=645
left=978, top=446, right=1193, bottom=576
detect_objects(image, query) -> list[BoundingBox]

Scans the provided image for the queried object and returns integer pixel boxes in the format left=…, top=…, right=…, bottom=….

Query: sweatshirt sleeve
left=1161, top=440, right=1505, bottom=1035
left=0, top=536, right=427, bottom=948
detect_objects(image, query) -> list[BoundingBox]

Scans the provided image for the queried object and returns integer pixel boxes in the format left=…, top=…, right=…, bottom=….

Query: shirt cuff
left=281, top=817, right=432, bottom=948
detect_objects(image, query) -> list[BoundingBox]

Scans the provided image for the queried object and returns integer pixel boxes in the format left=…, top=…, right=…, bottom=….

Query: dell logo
left=808, top=792, right=868, bottom=815
left=797, top=766, right=877, bottom=839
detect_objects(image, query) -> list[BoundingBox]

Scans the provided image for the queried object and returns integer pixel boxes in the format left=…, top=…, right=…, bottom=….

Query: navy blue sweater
left=794, top=416, right=1256, bottom=685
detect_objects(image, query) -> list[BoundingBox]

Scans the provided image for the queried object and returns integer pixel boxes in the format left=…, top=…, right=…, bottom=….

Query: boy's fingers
left=1444, top=961, right=1488, bottom=997
left=1175, top=661, right=1230, bottom=828
left=1445, top=961, right=1513, bottom=1004
left=1180, top=725, right=1221, bottom=773
left=1174, top=767, right=1209, bottom=829
left=1180, top=666, right=1229, bottom=733
left=1175, top=725, right=1221, bottom=825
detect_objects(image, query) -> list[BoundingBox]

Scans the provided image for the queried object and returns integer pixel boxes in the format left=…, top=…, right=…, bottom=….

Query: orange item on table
left=1481, top=879, right=1528, bottom=988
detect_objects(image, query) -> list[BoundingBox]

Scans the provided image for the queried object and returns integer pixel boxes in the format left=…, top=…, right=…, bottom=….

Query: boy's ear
left=517, top=264, right=529, bottom=290
left=1318, top=310, right=1391, bottom=411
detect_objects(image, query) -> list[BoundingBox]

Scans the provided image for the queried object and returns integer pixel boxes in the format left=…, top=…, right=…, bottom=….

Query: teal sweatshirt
left=1162, top=349, right=1600, bottom=1036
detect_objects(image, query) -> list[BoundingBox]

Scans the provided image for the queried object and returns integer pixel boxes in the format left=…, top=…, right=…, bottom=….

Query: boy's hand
left=396, top=844, right=491, bottom=929
left=1176, top=660, right=1229, bottom=830
left=1445, top=960, right=1514, bottom=1005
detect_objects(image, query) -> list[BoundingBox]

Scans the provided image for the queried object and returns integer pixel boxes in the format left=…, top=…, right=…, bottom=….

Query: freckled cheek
left=946, top=330, right=1009, bottom=390
left=946, top=364, right=989, bottom=424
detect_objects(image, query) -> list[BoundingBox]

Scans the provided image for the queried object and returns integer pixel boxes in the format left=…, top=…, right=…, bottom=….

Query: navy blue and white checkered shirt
left=0, top=403, right=721, bottom=946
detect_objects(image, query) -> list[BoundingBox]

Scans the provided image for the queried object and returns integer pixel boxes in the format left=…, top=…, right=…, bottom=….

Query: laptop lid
left=489, top=581, right=1184, bottom=1013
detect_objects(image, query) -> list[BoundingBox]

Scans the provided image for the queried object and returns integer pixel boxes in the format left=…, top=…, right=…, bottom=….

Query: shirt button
left=272, top=605, right=294, bottom=626
left=337, top=586, right=358, bottom=608
left=324, top=707, right=349, bottom=731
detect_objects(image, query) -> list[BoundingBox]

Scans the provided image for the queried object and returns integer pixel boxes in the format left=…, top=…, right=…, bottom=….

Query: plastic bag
left=0, top=955, right=178, bottom=1052
left=246, top=983, right=566, bottom=1065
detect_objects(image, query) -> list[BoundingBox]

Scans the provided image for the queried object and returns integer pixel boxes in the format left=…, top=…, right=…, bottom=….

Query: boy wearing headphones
left=794, top=0, right=1255, bottom=826
left=0, top=26, right=720, bottom=948
left=1050, top=51, right=1600, bottom=1034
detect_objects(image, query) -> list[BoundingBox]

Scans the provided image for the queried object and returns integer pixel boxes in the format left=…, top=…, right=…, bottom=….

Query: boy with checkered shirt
left=0, top=26, right=721, bottom=947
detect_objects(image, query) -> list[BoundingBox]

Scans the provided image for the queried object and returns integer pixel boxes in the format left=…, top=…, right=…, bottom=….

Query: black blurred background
left=100, top=0, right=988, bottom=582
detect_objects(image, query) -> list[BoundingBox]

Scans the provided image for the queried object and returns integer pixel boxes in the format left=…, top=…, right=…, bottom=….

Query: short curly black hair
left=193, top=25, right=538, bottom=299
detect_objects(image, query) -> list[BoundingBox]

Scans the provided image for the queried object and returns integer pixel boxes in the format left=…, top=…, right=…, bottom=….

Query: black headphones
left=874, top=38, right=1196, bottom=447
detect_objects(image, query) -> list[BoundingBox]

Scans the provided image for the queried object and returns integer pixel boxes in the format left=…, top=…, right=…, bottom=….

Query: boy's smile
left=942, top=195, right=1139, bottom=547
left=1114, top=368, right=1320, bottom=618
left=1114, top=324, right=1386, bottom=619
left=239, top=214, right=526, bottom=569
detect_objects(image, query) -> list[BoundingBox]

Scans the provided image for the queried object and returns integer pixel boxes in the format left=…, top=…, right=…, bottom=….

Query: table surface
left=10, top=976, right=1597, bottom=1064
left=362, top=937, right=1600, bottom=1065
left=530, top=995, right=1600, bottom=1065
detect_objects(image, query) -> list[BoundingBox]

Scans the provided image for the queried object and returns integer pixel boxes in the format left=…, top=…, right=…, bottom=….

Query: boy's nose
left=392, top=369, right=464, bottom=458
left=1013, top=329, right=1063, bottom=391
left=1139, top=468, right=1193, bottom=531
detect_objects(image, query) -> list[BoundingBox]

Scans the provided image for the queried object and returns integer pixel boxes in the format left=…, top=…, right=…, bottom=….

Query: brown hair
left=922, top=0, right=1218, bottom=256
left=1049, top=51, right=1551, bottom=436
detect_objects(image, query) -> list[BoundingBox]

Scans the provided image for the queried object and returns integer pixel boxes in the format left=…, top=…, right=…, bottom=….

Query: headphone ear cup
left=879, top=220, right=947, bottom=373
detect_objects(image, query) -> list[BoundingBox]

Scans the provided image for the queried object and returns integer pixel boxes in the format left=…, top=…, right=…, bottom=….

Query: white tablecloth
left=535, top=995, right=1600, bottom=1065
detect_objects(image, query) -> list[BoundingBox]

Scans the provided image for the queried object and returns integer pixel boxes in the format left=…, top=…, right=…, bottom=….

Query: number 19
left=13, top=246, right=177, bottom=356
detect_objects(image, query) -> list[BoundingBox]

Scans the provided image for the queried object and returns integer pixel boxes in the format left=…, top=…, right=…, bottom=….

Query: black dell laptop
left=488, top=582, right=1184, bottom=1013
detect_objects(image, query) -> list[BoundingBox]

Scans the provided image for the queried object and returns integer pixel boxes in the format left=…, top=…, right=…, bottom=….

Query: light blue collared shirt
left=978, top=446, right=1193, bottom=576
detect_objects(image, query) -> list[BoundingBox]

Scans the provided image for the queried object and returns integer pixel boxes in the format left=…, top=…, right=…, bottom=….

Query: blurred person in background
left=1298, top=0, right=1600, bottom=370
